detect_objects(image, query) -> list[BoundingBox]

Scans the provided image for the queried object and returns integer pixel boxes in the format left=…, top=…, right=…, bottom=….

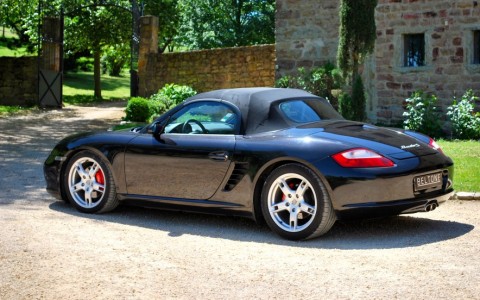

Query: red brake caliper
left=95, top=169, right=105, bottom=188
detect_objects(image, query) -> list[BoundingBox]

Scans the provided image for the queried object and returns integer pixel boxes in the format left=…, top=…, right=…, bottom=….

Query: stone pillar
left=138, top=15, right=159, bottom=97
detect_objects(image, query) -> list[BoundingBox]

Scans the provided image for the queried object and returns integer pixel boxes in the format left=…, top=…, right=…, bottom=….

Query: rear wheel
left=64, top=151, right=118, bottom=213
left=261, top=164, right=336, bottom=240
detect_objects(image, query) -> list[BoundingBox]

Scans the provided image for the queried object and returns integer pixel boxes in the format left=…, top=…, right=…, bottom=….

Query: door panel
left=124, top=134, right=235, bottom=200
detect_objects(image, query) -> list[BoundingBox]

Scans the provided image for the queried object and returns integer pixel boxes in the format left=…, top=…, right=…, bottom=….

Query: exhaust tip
left=425, top=201, right=438, bottom=212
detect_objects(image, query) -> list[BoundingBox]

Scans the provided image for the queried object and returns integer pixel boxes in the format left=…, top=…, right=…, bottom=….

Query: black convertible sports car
left=44, top=88, right=454, bottom=240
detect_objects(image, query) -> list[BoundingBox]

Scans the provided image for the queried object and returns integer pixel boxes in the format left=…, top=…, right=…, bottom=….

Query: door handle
left=208, top=151, right=229, bottom=161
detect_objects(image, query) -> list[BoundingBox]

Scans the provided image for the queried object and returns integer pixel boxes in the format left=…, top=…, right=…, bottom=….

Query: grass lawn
left=1, top=70, right=129, bottom=115
left=0, top=45, right=30, bottom=57
left=439, top=139, right=480, bottom=193
left=0, top=105, right=35, bottom=115
left=0, top=28, right=33, bottom=57
left=63, top=71, right=130, bottom=102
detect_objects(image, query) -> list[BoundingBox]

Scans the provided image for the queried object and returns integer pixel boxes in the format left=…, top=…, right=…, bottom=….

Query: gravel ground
left=1, top=103, right=479, bottom=299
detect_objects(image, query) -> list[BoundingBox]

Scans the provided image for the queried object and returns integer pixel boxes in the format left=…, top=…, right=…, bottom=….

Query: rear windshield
left=279, top=99, right=343, bottom=123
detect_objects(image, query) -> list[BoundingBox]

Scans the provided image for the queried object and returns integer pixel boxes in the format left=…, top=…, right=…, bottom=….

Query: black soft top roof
left=186, top=88, right=321, bottom=134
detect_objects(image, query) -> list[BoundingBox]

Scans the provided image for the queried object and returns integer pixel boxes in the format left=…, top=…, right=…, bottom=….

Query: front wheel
left=261, top=164, right=336, bottom=240
left=64, top=151, right=119, bottom=213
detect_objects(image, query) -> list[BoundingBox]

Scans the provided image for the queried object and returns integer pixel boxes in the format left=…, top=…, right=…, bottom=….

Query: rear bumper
left=335, top=189, right=454, bottom=220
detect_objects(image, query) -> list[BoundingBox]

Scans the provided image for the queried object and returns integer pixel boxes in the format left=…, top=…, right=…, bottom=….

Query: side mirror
left=151, top=123, right=164, bottom=137
left=149, top=119, right=178, bottom=145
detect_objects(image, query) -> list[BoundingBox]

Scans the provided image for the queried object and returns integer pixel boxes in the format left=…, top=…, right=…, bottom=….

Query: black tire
left=261, top=163, right=336, bottom=240
left=63, top=151, right=119, bottom=213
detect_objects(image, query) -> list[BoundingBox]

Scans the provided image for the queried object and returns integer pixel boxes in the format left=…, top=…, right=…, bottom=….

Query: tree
left=143, top=0, right=182, bottom=52
left=0, top=0, right=38, bottom=45
left=3, top=0, right=133, bottom=98
left=177, top=0, right=275, bottom=50
left=63, top=0, right=132, bottom=98
left=337, top=0, right=377, bottom=121
left=351, top=75, right=367, bottom=121
left=337, top=0, right=377, bottom=78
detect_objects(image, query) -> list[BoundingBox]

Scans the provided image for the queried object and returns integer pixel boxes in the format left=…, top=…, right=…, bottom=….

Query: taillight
left=332, top=148, right=395, bottom=168
left=428, top=138, right=443, bottom=153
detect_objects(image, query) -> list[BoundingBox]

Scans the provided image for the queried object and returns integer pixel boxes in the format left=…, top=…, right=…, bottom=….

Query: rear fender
left=251, top=157, right=336, bottom=223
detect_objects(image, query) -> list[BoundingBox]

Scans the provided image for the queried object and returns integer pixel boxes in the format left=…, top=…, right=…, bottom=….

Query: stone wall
left=0, top=57, right=38, bottom=106
left=373, top=0, right=480, bottom=124
left=139, top=45, right=275, bottom=97
left=276, top=0, right=480, bottom=124
left=275, top=0, right=340, bottom=77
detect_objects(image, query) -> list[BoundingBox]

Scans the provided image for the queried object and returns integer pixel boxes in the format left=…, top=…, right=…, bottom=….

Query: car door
left=124, top=101, right=239, bottom=200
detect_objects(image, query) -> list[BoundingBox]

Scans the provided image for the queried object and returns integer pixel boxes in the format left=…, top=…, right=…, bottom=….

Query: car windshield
left=279, top=99, right=343, bottom=123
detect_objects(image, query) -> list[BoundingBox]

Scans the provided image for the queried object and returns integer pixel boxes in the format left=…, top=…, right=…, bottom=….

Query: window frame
left=403, top=33, right=426, bottom=67
left=474, top=30, right=480, bottom=65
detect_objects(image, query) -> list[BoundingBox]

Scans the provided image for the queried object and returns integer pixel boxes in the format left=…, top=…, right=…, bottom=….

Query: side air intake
left=223, top=162, right=249, bottom=191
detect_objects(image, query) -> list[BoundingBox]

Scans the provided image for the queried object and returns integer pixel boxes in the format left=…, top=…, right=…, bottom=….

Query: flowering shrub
left=447, top=90, right=480, bottom=140
left=403, top=91, right=442, bottom=138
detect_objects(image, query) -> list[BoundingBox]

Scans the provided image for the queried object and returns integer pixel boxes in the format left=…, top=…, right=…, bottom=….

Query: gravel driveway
left=1, top=103, right=479, bottom=299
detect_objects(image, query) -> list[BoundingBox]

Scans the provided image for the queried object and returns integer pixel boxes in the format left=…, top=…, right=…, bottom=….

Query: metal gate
left=37, top=1, right=143, bottom=108
left=38, top=13, right=64, bottom=108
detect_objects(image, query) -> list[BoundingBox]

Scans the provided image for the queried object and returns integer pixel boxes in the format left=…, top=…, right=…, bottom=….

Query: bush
left=275, top=63, right=344, bottom=109
left=351, top=75, right=366, bottom=122
left=125, top=97, right=151, bottom=122
left=403, top=91, right=443, bottom=138
left=75, top=57, right=94, bottom=72
left=125, top=84, right=197, bottom=123
left=148, top=99, right=167, bottom=122
left=155, top=84, right=197, bottom=110
left=447, top=90, right=480, bottom=140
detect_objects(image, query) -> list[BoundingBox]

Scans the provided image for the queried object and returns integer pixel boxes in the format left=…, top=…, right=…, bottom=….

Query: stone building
left=276, top=0, right=480, bottom=124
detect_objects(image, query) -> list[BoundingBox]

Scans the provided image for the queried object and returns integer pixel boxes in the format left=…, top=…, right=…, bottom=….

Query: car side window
left=278, top=99, right=343, bottom=124
left=280, top=100, right=321, bottom=123
left=164, top=102, right=238, bottom=135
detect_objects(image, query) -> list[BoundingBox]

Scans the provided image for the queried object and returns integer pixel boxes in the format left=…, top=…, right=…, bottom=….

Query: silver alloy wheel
left=67, top=157, right=106, bottom=209
left=267, top=173, right=317, bottom=232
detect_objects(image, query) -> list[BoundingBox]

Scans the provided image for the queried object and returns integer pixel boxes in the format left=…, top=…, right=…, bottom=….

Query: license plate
left=414, top=172, right=443, bottom=191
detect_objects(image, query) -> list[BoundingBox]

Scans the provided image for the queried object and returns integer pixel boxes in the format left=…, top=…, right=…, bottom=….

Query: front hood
left=57, top=129, right=138, bottom=150
left=299, top=120, right=437, bottom=158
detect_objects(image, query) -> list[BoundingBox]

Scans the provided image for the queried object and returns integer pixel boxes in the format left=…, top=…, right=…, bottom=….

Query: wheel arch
left=59, top=146, right=122, bottom=200
left=251, top=157, right=334, bottom=224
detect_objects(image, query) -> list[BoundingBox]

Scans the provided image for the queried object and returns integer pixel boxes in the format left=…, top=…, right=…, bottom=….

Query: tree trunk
left=234, top=0, right=244, bottom=46
left=93, top=48, right=102, bottom=99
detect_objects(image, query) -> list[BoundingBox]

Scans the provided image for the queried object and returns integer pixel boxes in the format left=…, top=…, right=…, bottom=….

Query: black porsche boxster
left=44, top=88, right=454, bottom=240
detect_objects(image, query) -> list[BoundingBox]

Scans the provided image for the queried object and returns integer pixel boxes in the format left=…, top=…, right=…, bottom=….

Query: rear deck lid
left=299, top=121, right=437, bottom=158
